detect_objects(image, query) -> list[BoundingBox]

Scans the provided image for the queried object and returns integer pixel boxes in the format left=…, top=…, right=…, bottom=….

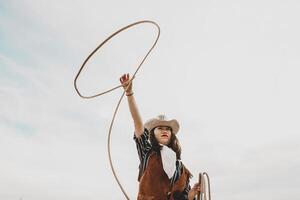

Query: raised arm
left=119, top=73, right=144, bottom=137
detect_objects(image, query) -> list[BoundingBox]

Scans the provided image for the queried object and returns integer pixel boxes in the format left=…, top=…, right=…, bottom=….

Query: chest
left=138, top=153, right=189, bottom=200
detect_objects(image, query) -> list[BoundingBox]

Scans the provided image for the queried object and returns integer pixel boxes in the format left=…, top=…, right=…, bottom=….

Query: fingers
left=120, top=74, right=125, bottom=84
left=121, top=74, right=127, bottom=82
left=120, top=73, right=130, bottom=83
left=193, top=183, right=201, bottom=192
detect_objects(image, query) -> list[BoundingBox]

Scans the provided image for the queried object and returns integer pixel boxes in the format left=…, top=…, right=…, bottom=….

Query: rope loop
left=74, top=20, right=160, bottom=199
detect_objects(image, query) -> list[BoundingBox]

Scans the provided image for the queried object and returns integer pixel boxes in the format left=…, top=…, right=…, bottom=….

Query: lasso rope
left=74, top=20, right=211, bottom=200
left=198, top=172, right=211, bottom=200
left=74, top=20, right=160, bottom=199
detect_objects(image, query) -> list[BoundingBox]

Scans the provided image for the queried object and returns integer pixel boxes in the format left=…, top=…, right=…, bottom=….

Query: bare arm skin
left=120, top=73, right=144, bottom=137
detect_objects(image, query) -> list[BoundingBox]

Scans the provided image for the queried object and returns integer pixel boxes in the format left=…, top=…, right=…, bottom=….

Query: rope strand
left=74, top=20, right=160, bottom=199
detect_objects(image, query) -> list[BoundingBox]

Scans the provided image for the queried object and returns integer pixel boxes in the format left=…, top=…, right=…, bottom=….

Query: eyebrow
left=158, top=126, right=171, bottom=129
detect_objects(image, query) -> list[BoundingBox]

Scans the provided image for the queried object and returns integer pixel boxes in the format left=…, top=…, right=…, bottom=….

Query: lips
left=161, top=134, right=168, bottom=138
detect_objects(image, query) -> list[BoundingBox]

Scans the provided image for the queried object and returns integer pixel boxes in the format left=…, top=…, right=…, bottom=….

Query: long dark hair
left=149, top=127, right=182, bottom=160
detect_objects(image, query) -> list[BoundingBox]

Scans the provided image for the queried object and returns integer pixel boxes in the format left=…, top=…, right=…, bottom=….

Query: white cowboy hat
left=144, top=114, right=180, bottom=134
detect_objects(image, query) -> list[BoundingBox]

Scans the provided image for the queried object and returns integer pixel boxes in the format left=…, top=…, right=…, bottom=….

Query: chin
left=160, top=140, right=170, bottom=145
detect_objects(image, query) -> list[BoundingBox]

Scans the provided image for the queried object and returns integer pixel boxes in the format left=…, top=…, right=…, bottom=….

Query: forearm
left=127, top=94, right=144, bottom=136
left=119, top=73, right=144, bottom=136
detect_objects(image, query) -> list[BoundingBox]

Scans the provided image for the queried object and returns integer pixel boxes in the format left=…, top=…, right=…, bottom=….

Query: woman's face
left=154, top=126, right=172, bottom=145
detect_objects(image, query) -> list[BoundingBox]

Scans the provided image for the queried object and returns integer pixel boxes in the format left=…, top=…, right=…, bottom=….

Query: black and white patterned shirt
left=133, top=128, right=192, bottom=198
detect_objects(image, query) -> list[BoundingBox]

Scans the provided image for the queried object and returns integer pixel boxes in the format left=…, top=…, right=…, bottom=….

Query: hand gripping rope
left=74, top=20, right=211, bottom=200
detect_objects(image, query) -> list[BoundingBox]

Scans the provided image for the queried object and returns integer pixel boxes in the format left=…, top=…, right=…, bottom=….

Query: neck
left=159, top=143, right=169, bottom=147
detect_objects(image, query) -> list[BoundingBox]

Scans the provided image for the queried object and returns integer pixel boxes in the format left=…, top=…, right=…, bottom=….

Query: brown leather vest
left=137, top=152, right=192, bottom=200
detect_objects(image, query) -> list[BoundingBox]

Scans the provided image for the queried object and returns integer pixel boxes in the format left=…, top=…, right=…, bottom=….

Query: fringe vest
left=137, top=152, right=192, bottom=200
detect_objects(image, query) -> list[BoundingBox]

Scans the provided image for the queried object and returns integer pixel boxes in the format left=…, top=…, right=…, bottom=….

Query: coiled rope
left=197, top=172, right=211, bottom=200
left=74, top=20, right=211, bottom=200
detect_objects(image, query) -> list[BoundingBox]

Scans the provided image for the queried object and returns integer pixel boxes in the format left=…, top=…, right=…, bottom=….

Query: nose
left=162, top=131, right=169, bottom=135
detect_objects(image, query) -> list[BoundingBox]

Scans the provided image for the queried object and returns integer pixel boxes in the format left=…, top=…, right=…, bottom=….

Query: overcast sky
left=1, top=0, right=300, bottom=199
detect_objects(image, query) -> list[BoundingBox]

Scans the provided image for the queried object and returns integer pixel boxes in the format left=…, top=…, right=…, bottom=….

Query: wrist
left=126, top=91, right=134, bottom=96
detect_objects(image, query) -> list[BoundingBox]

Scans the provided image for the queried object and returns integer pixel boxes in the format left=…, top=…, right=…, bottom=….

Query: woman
left=120, top=73, right=200, bottom=200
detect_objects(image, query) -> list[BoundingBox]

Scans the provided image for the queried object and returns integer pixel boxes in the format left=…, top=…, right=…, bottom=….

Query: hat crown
left=144, top=114, right=180, bottom=134
left=157, top=114, right=167, bottom=121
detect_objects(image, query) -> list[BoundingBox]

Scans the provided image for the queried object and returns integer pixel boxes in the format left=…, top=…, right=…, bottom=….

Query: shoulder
left=133, top=127, right=149, bottom=140
left=134, top=126, right=146, bottom=137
